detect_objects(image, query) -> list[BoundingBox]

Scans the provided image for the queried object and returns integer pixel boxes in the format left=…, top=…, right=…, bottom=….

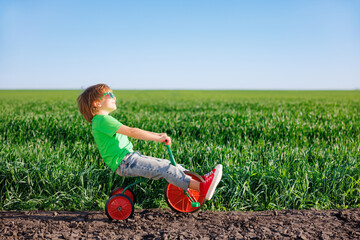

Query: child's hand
left=159, top=133, right=171, bottom=145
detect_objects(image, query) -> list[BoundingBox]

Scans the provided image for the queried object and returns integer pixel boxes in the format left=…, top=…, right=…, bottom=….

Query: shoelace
left=203, top=170, right=215, bottom=179
left=204, top=175, right=214, bottom=183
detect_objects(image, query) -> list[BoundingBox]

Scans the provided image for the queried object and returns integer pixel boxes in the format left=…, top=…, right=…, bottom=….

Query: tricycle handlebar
left=165, top=141, right=177, bottom=166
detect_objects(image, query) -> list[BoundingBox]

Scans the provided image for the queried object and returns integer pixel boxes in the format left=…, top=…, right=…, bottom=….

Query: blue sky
left=1, top=0, right=359, bottom=90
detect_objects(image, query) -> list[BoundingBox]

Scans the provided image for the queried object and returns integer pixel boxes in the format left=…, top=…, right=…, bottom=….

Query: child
left=77, top=83, right=222, bottom=200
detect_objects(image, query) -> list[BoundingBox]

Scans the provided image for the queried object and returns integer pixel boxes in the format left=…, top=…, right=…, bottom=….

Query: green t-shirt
left=91, top=115, right=134, bottom=172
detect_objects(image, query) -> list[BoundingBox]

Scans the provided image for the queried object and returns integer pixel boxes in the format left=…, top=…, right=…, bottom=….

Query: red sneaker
left=200, top=165, right=223, bottom=200
left=202, top=164, right=223, bottom=181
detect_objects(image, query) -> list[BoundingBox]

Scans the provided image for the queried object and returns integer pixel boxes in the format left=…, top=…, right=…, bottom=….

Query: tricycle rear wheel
left=109, top=186, right=136, bottom=204
left=105, top=194, right=134, bottom=220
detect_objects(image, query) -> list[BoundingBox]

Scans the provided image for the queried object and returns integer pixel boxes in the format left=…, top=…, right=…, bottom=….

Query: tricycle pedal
left=191, top=202, right=200, bottom=207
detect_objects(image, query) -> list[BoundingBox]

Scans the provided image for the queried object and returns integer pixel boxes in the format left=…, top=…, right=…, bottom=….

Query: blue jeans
left=116, top=151, right=191, bottom=191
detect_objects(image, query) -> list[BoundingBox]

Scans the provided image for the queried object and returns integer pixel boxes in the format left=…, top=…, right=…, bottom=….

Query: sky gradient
left=1, top=0, right=359, bottom=90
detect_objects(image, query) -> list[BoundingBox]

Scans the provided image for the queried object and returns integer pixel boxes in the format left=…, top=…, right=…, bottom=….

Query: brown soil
left=1, top=208, right=360, bottom=239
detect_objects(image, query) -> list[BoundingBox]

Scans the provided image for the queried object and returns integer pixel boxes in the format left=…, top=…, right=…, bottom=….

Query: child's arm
left=116, top=125, right=171, bottom=145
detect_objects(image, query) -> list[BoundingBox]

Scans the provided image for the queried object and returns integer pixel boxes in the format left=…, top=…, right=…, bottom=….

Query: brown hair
left=77, top=83, right=111, bottom=123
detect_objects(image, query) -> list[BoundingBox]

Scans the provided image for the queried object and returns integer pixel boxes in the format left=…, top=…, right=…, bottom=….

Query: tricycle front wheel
left=164, top=171, right=206, bottom=213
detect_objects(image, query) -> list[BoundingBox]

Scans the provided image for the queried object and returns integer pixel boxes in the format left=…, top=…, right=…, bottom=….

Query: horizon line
left=0, top=88, right=359, bottom=91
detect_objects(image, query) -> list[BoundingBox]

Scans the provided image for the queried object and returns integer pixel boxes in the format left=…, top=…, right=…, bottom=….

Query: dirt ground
left=1, top=208, right=360, bottom=239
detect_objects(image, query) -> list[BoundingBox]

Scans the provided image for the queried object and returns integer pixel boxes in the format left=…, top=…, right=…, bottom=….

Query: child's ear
left=93, top=101, right=101, bottom=108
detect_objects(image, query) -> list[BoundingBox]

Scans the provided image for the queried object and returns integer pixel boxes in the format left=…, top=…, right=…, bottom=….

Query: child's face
left=95, top=91, right=117, bottom=113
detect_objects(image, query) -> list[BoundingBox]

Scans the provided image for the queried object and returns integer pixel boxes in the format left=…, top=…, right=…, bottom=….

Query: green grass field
left=1, top=90, right=359, bottom=211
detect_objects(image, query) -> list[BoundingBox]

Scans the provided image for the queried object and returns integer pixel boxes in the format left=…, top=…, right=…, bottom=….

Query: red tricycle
left=105, top=144, right=206, bottom=220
